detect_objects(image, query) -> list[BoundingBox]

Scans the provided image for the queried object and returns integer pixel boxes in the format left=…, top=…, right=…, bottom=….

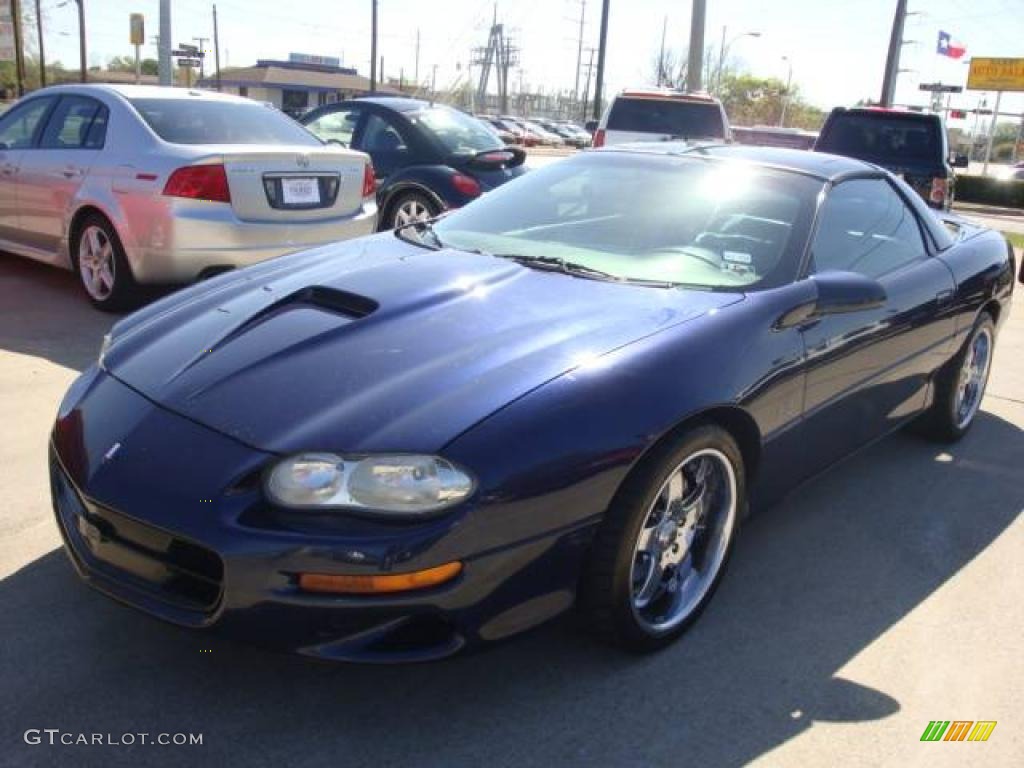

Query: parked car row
left=476, top=114, right=592, bottom=148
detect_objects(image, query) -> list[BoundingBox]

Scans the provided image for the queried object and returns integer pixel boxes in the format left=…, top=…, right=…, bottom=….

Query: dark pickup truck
left=814, top=107, right=968, bottom=210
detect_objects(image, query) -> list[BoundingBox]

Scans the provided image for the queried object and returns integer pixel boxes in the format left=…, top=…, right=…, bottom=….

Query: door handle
left=0, top=163, right=16, bottom=177
left=62, top=166, right=82, bottom=179
left=935, top=289, right=954, bottom=306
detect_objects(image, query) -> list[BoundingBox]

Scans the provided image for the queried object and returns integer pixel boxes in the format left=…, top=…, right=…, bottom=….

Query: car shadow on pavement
left=2, top=410, right=1021, bottom=768
left=0, top=255, right=122, bottom=372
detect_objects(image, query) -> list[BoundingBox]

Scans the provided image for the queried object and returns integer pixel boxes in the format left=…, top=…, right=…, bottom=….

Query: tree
left=107, top=56, right=159, bottom=76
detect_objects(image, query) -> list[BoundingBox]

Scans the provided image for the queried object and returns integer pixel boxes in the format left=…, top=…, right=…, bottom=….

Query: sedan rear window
left=607, top=97, right=725, bottom=139
left=816, top=113, right=942, bottom=164
left=410, top=106, right=503, bottom=156
left=130, top=98, right=321, bottom=146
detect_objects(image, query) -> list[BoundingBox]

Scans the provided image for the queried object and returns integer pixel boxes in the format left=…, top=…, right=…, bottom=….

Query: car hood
left=104, top=235, right=741, bottom=454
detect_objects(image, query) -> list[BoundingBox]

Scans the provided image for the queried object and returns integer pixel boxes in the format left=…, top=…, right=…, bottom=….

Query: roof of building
left=200, top=63, right=400, bottom=94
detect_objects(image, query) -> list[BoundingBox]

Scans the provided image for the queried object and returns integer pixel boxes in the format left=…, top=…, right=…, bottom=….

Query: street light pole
left=369, top=0, right=378, bottom=93
left=75, top=0, right=85, bottom=83
left=779, top=56, right=793, bottom=127
left=591, top=0, right=609, bottom=120
left=716, top=27, right=760, bottom=96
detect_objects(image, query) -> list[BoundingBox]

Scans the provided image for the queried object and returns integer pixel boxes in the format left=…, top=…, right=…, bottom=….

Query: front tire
left=580, top=425, right=744, bottom=652
left=920, top=313, right=995, bottom=442
left=71, top=214, right=140, bottom=312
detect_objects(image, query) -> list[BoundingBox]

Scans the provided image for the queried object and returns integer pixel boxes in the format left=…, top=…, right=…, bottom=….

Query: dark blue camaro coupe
left=51, top=145, right=1016, bottom=662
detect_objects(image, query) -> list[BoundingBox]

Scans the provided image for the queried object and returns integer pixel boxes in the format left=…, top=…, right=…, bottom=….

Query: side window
left=810, top=178, right=927, bottom=279
left=0, top=97, right=55, bottom=149
left=360, top=113, right=409, bottom=154
left=84, top=105, right=109, bottom=149
left=305, top=108, right=361, bottom=146
left=40, top=96, right=102, bottom=150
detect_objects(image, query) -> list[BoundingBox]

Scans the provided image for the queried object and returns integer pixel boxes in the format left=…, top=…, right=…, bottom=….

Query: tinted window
left=305, top=107, right=361, bottom=146
left=607, top=97, right=725, bottom=138
left=85, top=106, right=109, bottom=149
left=433, top=153, right=821, bottom=290
left=410, top=106, right=502, bottom=156
left=130, top=98, right=320, bottom=145
left=0, top=97, right=54, bottom=149
left=361, top=113, right=409, bottom=153
left=811, top=179, right=927, bottom=278
left=40, top=96, right=101, bottom=149
left=817, top=113, right=942, bottom=164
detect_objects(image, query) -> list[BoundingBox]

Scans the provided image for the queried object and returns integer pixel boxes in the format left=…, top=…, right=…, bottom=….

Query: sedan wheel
left=72, top=214, right=140, bottom=312
left=78, top=224, right=116, bottom=302
left=581, top=425, right=744, bottom=651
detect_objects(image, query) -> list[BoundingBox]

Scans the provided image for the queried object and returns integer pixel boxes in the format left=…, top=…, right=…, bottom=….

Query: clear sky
left=36, top=0, right=1024, bottom=129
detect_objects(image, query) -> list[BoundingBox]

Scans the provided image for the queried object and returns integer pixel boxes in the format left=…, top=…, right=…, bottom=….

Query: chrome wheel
left=78, top=224, right=116, bottom=302
left=392, top=198, right=432, bottom=228
left=630, top=448, right=737, bottom=633
left=954, top=327, right=992, bottom=429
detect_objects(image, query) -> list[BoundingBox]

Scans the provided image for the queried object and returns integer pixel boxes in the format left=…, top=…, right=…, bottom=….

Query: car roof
left=33, top=83, right=253, bottom=103
left=828, top=106, right=941, bottom=122
left=353, top=96, right=434, bottom=112
left=602, top=142, right=875, bottom=181
left=616, top=87, right=720, bottom=104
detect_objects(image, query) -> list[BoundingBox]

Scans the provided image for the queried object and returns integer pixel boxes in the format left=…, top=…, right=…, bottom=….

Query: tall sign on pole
left=967, top=58, right=1024, bottom=175
left=158, top=0, right=172, bottom=85
left=686, top=0, right=706, bottom=93
left=130, top=13, right=145, bottom=84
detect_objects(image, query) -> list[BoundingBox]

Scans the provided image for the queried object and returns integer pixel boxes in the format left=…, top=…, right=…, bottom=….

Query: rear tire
left=71, top=213, right=141, bottom=312
left=919, top=313, right=995, bottom=442
left=384, top=191, right=439, bottom=231
left=580, top=425, right=744, bottom=652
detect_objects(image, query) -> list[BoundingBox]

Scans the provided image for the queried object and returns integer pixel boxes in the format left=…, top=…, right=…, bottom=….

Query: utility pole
left=10, top=0, right=25, bottom=95
left=34, top=0, right=45, bottom=87
left=192, top=35, right=209, bottom=80
left=75, top=0, right=85, bottom=83
left=581, top=46, right=595, bottom=120
left=779, top=56, right=793, bottom=127
left=369, top=0, right=378, bottom=93
left=158, top=0, right=172, bottom=85
left=573, top=0, right=586, bottom=101
left=981, top=91, right=1003, bottom=176
left=431, top=63, right=437, bottom=97
left=212, top=4, right=221, bottom=91
left=591, top=0, right=609, bottom=120
left=415, top=28, right=420, bottom=86
left=880, top=0, right=907, bottom=107
left=686, top=0, right=706, bottom=92
left=657, top=15, right=667, bottom=87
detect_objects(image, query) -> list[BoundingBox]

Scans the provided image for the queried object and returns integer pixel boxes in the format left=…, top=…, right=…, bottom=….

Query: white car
left=0, top=84, right=376, bottom=310
left=593, top=88, right=732, bottom=148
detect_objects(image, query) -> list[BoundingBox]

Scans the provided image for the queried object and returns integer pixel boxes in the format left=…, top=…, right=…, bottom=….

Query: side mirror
left=584, top=120, right=598, bottom=134
left=776, top=271, right=887, bottom=329
left=950, top=153, right=969, bottom=169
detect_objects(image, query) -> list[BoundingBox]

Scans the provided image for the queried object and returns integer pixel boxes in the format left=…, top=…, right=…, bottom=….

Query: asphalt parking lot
left=1, top=251, right=1022, bottom=768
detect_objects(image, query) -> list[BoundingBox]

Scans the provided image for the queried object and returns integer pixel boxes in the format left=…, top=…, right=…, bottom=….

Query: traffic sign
left=918, top=83, right=962, bottom=93
left=171, top=49, right=205, bottom=59
left=130, top=13, right=144, bottom=46
left=949, top=109, right=967, bottom=119
left=177, top=58, right=202, bottom=68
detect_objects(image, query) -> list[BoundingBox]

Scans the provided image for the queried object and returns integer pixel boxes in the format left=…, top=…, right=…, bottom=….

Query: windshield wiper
left=394, top=219, right=446, bottom=250
left=496, top=254, right=677, bottom=288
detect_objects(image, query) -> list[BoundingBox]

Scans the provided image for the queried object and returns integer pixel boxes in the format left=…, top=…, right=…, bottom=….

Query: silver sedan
left=0, top=84, right=377, bottom=310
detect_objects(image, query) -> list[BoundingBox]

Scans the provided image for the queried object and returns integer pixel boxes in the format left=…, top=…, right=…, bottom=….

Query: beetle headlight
left=264, top=453, right=475, bottom=515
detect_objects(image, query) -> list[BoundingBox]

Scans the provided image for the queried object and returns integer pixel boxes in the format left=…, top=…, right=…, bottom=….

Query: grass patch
left=1003, top=231, right=1024, bottom=250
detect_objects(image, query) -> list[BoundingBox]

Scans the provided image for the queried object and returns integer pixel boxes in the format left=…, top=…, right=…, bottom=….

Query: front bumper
left=51, top=369, right=593, bottom=662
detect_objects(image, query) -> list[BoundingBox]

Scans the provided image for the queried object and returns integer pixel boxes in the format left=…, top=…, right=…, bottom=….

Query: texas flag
left=937, top=31, right=966, bottom=59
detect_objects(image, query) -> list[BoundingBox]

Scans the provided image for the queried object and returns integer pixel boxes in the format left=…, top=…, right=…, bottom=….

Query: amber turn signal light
left=298, top=561, right=463, bottom=595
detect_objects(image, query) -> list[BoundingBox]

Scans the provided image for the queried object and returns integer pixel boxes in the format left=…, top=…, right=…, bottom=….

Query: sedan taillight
left=930, top=177, right=948, bottom=205
left=163, top=164, right=231, bottom=203
left=362, top=162, right=376, bottom=198
left=593, top=128, right=606, bottom=148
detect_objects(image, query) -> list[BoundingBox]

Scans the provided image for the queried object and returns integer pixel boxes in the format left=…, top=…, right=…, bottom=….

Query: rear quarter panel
left=937, top=229, right=1015, bottom=347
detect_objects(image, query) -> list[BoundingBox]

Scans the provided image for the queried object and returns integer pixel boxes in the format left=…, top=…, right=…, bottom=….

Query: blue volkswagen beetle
left=51, top=145, right=1015, bottom=661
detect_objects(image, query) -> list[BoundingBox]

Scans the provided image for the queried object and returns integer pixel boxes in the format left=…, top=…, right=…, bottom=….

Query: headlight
left=264, top=453, right=475, bottom=515
left=97, top=333, right=112, bottom=369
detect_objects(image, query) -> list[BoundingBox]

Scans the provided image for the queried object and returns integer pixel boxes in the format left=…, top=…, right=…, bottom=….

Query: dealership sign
left=967, top=58, right=1024, bottom=91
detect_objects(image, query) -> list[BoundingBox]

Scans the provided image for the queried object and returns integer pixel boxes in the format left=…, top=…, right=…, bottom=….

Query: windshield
left=432, top=151, right=821, bottom=290
left=130, top=98, right=321, bottom=146
left=607, top=97, right=726, bottom=138
left=817, top=113, right=942, bottom=164
left=410, top=106, right=503, bottom=156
